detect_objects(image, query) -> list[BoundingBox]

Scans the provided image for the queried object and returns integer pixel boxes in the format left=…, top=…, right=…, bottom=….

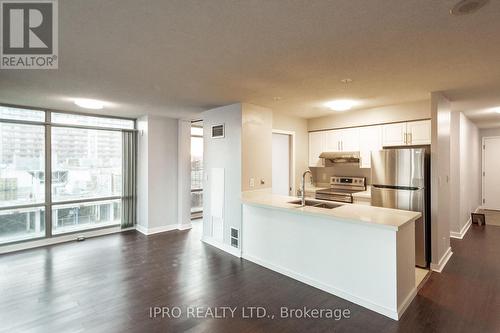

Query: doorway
left=482, top=136, right=500, bottom=211
left=272, top=130, right=295, bottom=196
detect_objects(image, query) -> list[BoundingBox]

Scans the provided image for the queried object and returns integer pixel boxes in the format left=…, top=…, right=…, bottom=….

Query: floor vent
left=230, top=227, right=239, bottom=248
left=211, top=124, right=225, bottom=138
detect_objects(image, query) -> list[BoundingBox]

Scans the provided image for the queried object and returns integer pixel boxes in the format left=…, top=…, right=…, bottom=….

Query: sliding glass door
left=0, top=105, right=135, bottom=245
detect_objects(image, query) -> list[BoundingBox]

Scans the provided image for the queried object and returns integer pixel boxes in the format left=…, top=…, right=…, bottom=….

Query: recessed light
left=325, top=99, right=358, bottom=112
left=450, top=0, right=489, bottom=16
left=492, top=107, right=500, bottom=114
left=74, top=98, right=105, bottom=110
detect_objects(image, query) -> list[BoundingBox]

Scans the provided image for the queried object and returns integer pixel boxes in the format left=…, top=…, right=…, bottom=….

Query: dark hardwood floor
left=1, top=221, right=499, bottom=333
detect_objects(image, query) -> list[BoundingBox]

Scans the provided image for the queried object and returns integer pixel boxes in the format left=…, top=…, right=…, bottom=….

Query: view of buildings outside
left=0, top=121, right=46, bottom=242
left=0, top=107, right=130, bottom=243
left=51, top=127, right=123, bottom=234
left=191, top=125, right=203, bottom=216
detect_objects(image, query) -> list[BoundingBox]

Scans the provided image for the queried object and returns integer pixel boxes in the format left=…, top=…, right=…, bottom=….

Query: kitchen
left=201, top=101, right=436, bottom=320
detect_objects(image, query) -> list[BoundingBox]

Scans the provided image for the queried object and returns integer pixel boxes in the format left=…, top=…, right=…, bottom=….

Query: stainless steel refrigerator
left=371, top=148, right=430, bottom=268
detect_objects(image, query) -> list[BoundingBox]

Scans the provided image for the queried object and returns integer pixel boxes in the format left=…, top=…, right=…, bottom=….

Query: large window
left=0, top=123, right=45, bottom=207
left=191, top=123, right=203, bottom=218
left=51, top=127, right=122, bottom=202
left=0, top=106, right=135, bottom=244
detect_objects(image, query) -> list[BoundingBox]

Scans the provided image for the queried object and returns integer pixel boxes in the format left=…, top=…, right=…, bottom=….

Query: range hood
left=319, top=151, right=361, bottom=165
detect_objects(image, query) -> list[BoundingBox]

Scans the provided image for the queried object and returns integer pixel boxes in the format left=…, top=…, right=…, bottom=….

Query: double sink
left=288, top=199, right=342, bottom=210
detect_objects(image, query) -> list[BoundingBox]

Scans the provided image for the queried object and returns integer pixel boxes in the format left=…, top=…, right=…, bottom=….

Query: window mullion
left=45, top=111, right=52, bottom=238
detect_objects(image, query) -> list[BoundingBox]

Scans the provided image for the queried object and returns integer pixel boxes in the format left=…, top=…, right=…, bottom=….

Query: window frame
left=0, top=103, right=136, bottom=245
left=190, top=121, right=203, bottom=218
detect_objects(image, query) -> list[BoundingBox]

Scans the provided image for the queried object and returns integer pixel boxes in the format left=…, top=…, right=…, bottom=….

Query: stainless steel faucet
left=301, top=170, right=312, bottom=206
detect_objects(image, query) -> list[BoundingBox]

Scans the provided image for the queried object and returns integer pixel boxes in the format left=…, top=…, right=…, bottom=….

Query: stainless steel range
left=315, top=176, right=366, bottom=203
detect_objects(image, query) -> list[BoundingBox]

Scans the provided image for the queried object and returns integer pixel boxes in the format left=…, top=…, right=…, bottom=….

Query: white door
left=340, top=128, right=360, bottom=151
left=309, top=131, right=326, bottom=166
left=382, top=122, right=407, bottom=146
left=483, top=137, right=500, bottom=210
left=359, top=125, right=382, bottom=168
left=407, top=120, right=431, bottom=145
left=272, top=133, right=291, bottom=196
left=325, top=130, right=342, bottom=152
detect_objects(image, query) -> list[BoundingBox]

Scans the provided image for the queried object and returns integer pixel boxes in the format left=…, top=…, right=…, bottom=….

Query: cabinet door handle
left=404, top=133, right=407, bottom=145
left=409, top=132, right=412, bottom=145
left=338, top=141, right=340, bottom=151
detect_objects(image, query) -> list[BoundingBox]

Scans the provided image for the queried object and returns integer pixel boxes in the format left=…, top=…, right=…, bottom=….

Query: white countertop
left=352, top=185, right=372, bottom=199
left=241, top=190, right=420, bottom=231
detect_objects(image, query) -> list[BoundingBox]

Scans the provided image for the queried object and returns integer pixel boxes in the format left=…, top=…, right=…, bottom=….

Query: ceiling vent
left=211, top=124, right=225, bottom=139
left=450, top=0, right=489, bottom=15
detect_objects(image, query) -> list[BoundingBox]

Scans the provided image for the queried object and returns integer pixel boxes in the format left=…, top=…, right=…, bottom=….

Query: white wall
left=430, top=92, right=452, bottom=270
left=136, top=115, right=179, bottom=234
left=449, top=112, right=461, bottom=237
left=137, top=116, right=149, bottom=230
left=272, top=111, right=309, bottom=194
left=480, top=127, right=500, bottom=138
left=457, top=114, right=481, bottom=235
left=177, top=119, right=192, bottom=229
left=202, top=104, right=242, bottom=248
left=308, top=100, right=430, bottom=131
left=241, top=103, right=273, bottom=191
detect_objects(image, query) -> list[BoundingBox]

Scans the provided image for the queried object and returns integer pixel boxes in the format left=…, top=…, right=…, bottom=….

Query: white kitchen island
left=241, top=191, right=421, bottom=320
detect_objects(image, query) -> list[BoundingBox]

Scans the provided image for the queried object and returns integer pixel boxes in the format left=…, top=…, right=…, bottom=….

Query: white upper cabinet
left=339, top=128, right=360, bottom=152
left=309, top=120, right=430, bottom=168
left=325, top=128, right=359, bottom=152
left=325, top=130, right=342, bottom=152
left=382, top=122, right=407, bottom=146
left=382, top=120, right=431, bottom=146
left=406, top=120, right=431, bottom=145
left=359, top=126, right=382, bottom=168
left=309, top=131, right=326, bottom=167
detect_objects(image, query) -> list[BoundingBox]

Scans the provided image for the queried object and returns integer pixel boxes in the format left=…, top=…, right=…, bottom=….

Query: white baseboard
left=202, top=236, right=241, bottom=258
left=178, top=223, right=192, bottom=230
left=450, top=219, right=472, bottom=239
left=450, top=206, right=480, bottom=239
left=430, top=246, right=453, bottom=273
left=242, top=253, right=401, bottom=320
left=135, top=223, right=192, bottom=235
left=0, top=226, right=126, bottom=254
left=397, top=287, right=418, bottom=320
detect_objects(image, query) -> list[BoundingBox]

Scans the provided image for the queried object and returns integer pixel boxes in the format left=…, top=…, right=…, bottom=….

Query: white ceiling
left=1, top=0, right=500, bottom=123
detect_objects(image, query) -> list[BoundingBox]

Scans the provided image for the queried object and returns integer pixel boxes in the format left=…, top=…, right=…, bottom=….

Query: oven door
left=315, top=192, right=353, bottom=203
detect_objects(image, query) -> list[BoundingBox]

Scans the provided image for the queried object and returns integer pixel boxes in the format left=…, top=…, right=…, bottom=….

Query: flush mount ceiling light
left=491, top=107, right=500, bottom=114
left=325, top=99, right=358, bottom=112
left=74, top=98, right=105, bottom=110
left=450, top=0, right=489, bottom=16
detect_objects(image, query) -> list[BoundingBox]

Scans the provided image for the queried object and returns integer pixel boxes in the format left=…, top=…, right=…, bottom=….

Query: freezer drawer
left=371, top=186, right=427, bottom=268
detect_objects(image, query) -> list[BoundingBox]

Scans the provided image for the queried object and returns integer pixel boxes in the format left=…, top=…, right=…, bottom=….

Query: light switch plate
left=249, top=178, right=255, bottom=188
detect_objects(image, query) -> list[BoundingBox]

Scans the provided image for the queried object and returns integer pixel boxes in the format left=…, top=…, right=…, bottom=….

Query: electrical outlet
left=249, top=178, right=255, bottom=188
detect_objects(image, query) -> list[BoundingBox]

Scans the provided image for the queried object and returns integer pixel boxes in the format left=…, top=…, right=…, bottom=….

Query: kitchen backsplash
left=310, top=165, right=371, bottom=186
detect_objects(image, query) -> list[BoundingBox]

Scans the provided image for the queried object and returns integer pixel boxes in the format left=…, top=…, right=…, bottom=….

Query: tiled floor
left=415, top=267, right=429, bottom=287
